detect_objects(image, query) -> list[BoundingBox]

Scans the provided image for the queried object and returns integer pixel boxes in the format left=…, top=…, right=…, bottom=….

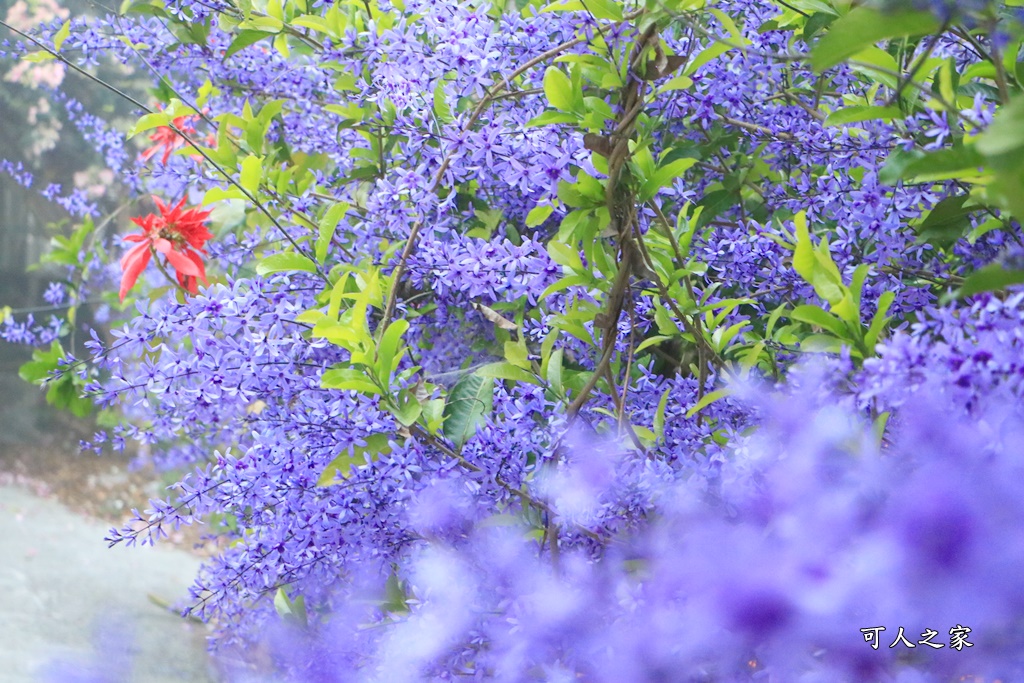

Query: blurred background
left=0, top=0, right=137, bottom=493
left=1, top=0, right=217, bottom=679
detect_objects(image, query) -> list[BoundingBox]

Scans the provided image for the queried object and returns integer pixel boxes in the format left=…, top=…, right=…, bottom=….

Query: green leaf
left=789, top=304, right=848, bottom=338
left=240, top=154, right=262, bottom=195
left=582, top=0, right=623, bottom=20
left=798, top=334, right=849, bottom=355
left=19, top=341, right=63, bottom=383
left=546, top=347, right=563, bottom=395
left=810, top=8, right=939, bottom=72
left=256, top=251, right=317, bottom=276
left=865, top=291, right=895, bottom=350
left=543, top=67, right=574, bottom=112
left=525, top=111, right=580, bottom=127
left=684, top=42, right=731, bottom=76
left=442, top=374, right=494, bottom=448
left=988, top=163, right=1024, bottom=220
left=957, top=263, right=1024, bottom=298
left=422, top=398, right=446, bottom=435
left=318, top=433, right=391, bottom=485
left=202, top=186, right=248, bottom=204
left=872, top=411, right=891, bottom=446
left=976, top=95, right=1024, bottom=157
left=547, top=241, right=585, bottom=273
left=685, top=387, right=732, bottom=418
left=316, top=202, right=348, bottom=263
left=433, top=80, right=453, bottom=124
left=382, top=572, right=408, bottom=614
left=238, top=14, right=283, bottom=32
left=900, top=146, right=986, bottom=182
left=915, top=194, right=975, bottom=249
left=526, top=204, right=555, bottom=227
left=542, top=0, right=622, bottom=20
left=879, top=147, right=924, bottom=186
left=53, top=19, right=71, bottom=52
left=824, top=105, right=903, bottom=127
left=539, top=274, right=592, bottom=301
left=394, top=389, right=423, bottom=426
left=653, top=387, right=671, bottom=441
left=20, top=51, right=56, bottom=63
left=376, top=319, right=408, bottom=387
left=267, top=0, right=283, bottom=21
left=20, top=342, right=91, bottom=417
left=51, top=376, right=92, bottom=418
left=832, top=264, right=868, bottom=326
left=791, top=211, right=815, bottom=285
left=639, top=158, right=697, bottom=201
left=504, top=340, right=530, bottom=369
left=636, top=334, right=674, bottom=353
left=274, top=588, right=308, bottom=627
left=126, top=112, right=171, bottom=139
left=224, top=29, right=275, bottom=58
left=693, top=189, right=733, bottom=228
left=675, top=204, right=701, bottom=258
left=811, top=239, right=845, bottom=304
left=803, top=11, right=836, bottom=41
left=658, top=73, right=693, bottom=92
left=792, top=212, right=846, bottom=305
left=290, top=14, right=333, bottom=34
left=475, top=362, right=540, bottom=384
left=321, top=366, right=381, bottom=395
left=708, top=8, right=747, bottom=45
left=847, top=46, right=900, bottom=89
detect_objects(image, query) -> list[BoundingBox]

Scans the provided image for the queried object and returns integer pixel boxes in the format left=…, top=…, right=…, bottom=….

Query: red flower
left=119, top=197, right=213, bottom=301
left=141, top=115, right=196, bottom=165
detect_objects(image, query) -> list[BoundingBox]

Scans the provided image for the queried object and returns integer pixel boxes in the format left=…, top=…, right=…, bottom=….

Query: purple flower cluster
left=56, top=94, right=132, bottom=177
left=42, top=282, right=66, bottom=305
left=0, top=158, right=34, bottom=187
left=1, top=312, right=62, bottom=346
left=858, top=291, right=1024, bottom=415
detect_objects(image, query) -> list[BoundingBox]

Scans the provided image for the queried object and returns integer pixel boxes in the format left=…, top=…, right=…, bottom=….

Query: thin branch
left=719, top=114, right=797, bottom=141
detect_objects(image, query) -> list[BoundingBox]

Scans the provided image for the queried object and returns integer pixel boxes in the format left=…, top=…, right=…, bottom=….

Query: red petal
left=119, top=240, right=150, bottom=271
left=119, top=243, right=151, bottom=301
left=123, top=234, right=147, bottom=243
left=184, top=249, right=208, bottom=285
left=152, top=237, right=173, bottom=255
left=160, top=243, right=202, bottom=278
left=178, top=273, right=198, bottom=294
left=130, top=214, right=155, bottom=230
left=165, top=197, right=187, bottom=223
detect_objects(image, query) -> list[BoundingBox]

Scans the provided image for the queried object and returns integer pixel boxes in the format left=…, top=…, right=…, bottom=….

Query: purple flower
left=43, top=282, right=66, bottom=306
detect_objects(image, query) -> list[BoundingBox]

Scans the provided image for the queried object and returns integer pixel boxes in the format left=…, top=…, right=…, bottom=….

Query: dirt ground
left=0, top=443, right=217, bottom=557
left=0, top=364, right=214, bottom=555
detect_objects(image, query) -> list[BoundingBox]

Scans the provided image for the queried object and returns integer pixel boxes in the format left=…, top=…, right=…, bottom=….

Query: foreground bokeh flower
left=119, top=197, right=212, bottom=301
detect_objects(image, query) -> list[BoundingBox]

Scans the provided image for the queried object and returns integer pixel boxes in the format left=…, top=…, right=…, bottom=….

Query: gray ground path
left=0, top=485, right=217, bottom=683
